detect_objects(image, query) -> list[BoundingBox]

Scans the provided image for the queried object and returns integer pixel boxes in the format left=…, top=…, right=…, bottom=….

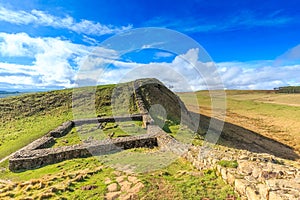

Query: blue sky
left=0, top=0, right=300, bottom=91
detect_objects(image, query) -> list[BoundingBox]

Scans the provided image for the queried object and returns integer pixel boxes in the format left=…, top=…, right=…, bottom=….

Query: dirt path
left=0, top=154, right=12, bottom=164
left=256, top=100, right=300, bottom=107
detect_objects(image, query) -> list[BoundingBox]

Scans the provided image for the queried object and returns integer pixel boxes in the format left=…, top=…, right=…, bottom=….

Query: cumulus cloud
left=0, top=6, right=132, bottom=36
left=78, top=47, right=300, bottom=91
left=1, top=32, right=300, bottom=91
left=217, top=45, right=300, bottom=89
left=0, top=75, right=33, bottom=86
left=218, top=61, right=300, bottom=89
left=76, top=48, right=223, bottom=92
left=0, top=32, right=118, bottom=89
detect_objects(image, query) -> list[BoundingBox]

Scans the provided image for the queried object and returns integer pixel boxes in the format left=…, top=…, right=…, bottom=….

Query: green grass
left=0, top=157, right=114, bottom=199
left=0, top=154, right=238, bottom=200
left=168, top=124, right=196, bottom=144
left=0, top=80, right=241, bottom=199
left=98, top=147, right=179, bottom=173
left=140, top=158, right=239, bottom=200
left=0, top=83, right=140, bottom=160
left=189, top=90, right=300, bottom=120
left=53, top=121, right=146, bottom=148
left=0, top=89, right=72, bottom=160
left=217, top=160, right=238, bottom=168
left=0, top=111, right=72, bottom=159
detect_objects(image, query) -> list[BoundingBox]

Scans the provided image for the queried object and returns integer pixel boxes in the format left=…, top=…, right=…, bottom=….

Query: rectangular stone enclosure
left=9, top=114, right=187, bottom=171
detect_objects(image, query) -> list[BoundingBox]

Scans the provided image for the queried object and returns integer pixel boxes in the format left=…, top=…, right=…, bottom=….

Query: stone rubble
left=184, top=145, right=300, bottom=200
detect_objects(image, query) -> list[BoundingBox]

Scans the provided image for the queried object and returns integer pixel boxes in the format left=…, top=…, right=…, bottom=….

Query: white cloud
left=82, top=35, right=99, bottom=45
left=78, top=47, right=300, bottom=91
left=154, top=51, right=174, bottom=59
left=77, top=48, right=223, bottom=92
left=218, top=61, right=300, bottom=89
left=216, top=45, right=300, bottom=89
left=275, top=44, right=300, bottom=66
left=1, top=33, right=299, bottom=91
left=0, top=6, right=132, bottom=36
left=0, top=32, right=39, bottom=57
left=0, top=75, right=33, bottom=85
left=0, top=32, right=118, bottom=89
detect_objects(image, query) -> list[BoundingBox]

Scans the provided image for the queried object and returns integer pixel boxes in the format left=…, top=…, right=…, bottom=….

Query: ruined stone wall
left=184, top=145, right=300, bottom=200
left=9, top=133, right=158, bottom=171
left=9, top=114, right=153, bottom=171
left=133, top=80, right=154, bottom=127
left=147, top=125, right=190, bottom=156
left=23, top=136, right=55, bottom=150
left=133, top=80, right=148, bottom=115
left=47, top=121, right=74, bottom=138
left=72, top=115, right=143, bottom=126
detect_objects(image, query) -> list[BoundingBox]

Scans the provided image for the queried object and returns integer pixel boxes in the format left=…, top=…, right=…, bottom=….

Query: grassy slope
left=179, top=90, right=300, bottom=155
left=0, top=81, right=239, bottom=199
left=0, top=89, right=73, bottom=159
left=0, top=82, right=139, bottom=160
left=0, top=155, right=237, bottom=200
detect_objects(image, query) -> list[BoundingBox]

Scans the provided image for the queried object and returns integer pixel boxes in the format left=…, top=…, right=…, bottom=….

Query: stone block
left=238, top=160, right=253, bottom=175
left=257, top=183, right=269, bottom=200
left=245, top=186, right=260, bottom=200
left=252, top=167, right=262, bottom=178
left=226, top=171, right=236, bottom=185
left=269, top=191, right=284, bottom=200
left=221, top=168, right=227, bottom=181
left=235, top=179, right=249, bottom=196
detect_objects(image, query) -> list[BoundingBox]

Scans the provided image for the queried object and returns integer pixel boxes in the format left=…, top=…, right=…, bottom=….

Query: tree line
left=274, top=86, right=300, bottom=93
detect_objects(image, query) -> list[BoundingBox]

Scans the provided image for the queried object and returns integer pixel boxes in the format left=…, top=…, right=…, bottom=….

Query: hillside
left=1, top=81, right=299, bottom=199
left=0, top=79, right=239, bottom=200
left=179, top=90, right=300, bottom=159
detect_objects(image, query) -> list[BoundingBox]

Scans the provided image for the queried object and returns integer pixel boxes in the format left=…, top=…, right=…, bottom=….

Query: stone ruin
left=9, top=79, right=188, bottom=172
left=9, top=115, right=188, bottom=171
left=9, top=79, right=300, bottom=200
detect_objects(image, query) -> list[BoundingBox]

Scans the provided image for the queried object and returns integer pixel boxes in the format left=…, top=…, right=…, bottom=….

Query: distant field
left=178, top=90, right=300, bottom=157
left=227, top=91, right=300, bottom=107
left=0, top=92, right=26, bottom=98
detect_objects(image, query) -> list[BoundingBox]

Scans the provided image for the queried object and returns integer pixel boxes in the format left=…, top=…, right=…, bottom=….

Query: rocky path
left=105, top=171, right=144, bottom=200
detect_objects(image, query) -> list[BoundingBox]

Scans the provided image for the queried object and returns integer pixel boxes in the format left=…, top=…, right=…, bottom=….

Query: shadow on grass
left=189, top=111, right=300, bottom=161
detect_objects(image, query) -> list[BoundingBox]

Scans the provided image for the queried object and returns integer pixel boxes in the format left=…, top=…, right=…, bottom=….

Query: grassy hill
left=0, top=79, right=238, bottom=199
